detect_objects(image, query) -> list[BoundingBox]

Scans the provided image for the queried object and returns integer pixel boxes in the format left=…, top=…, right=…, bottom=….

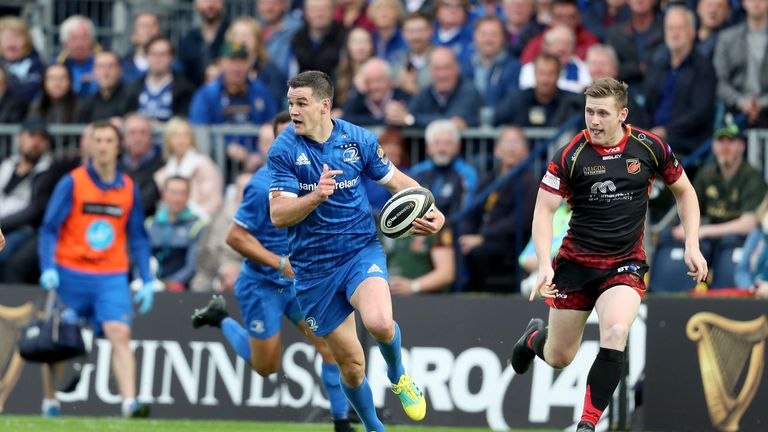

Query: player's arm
left=128, top=183, right=153, bottom=283
left=668, top=172, right=708, bottom=282
left=38, top=175, right=74, bottom=272
left=382, top=166, right=446, bottom=235
left=270, top=163, right=343, bottom=228
left=226, top=223, right=293, bottom=278
left=529, top=188, right=562, bottom=301
left=0, top=228, right=4, bottom=252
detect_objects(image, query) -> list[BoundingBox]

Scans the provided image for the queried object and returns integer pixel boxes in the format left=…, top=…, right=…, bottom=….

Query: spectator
left=432, top=0, right=475, bottom=63
left=0, top=66, right=25, bottom=122
left=461, top=15, right=522, bottom=108
left=119, top=113, right=164, bottom=217
left=224, top=17, right=286, bottom=109
left=154, top=117, right=223, bottom=219
left=696, top=0, right=730, bottom=60
left=334, top=0, right=376, bottom=31
left=125, top=35, right=196, bottom=122
left=189, top=42, right=277, bottom=165
left=79, top=51, right=132, bottom=123
left=190, top=173, right=249, bottom=292
left=644, top=6, right=716, bottom=156
left=409, top=119, right=479, bottom=219
left=179, top=0, right=229, bottom=86
left=520, top=0, right=600, bottom=63
left=191, top=111, right=292, bottom=292
left=606, top=0, right=665, bottom=87
left=403, top=0, right=437, bottom=15
left=535, top=0, right=554, bottom=24
left=257, top=0, right=303, bottom=78
left=291, top=0, right=346, bottom=77
left=389, top=46, right=483, bottom=128
left=146, top=176, right=208, bottom=291
left=120, top=12, right=161, bottom=83
left=27, top=64, right=81, bottom=124
left=582, top=0, right=632, bottom=41
left=460, top=126, right=537, bottom=292
left=394, top=12, right=435, bottom=95
left=335, top=27, right=375, bottom=108
left=501, top=0, right=545, bottom=58
left=363, top=127, right=409, bottom=212
left=494, top=54, right=582, bottom=126
left=735, top=196, right=768, bottom=289
left=586, top=44, right=650, bottom=128
left=713, top=0, right=768, bottom=127
left=672, top=124, right=767, bottom=243
left=55, top=15, right=99, bottom=97
left=385, top=228, right=456, bottom=295
left=369, top=0, right=409, bottom=65
left=341, top=58, right=411, bottom=125
left=0, top=16, right=44, bottom=105
left=0, top=117, right=52, bottom=281
left=518, top=24, right=591, bottom=93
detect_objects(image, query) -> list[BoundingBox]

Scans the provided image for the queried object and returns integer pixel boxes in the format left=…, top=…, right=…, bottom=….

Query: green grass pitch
left=0, top=416, right=558, bottom=431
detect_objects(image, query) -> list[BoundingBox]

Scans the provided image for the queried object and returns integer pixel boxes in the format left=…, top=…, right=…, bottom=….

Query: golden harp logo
left=0, top=302, right=35, bottom=413
left=686, top=312, right=768, bottom=432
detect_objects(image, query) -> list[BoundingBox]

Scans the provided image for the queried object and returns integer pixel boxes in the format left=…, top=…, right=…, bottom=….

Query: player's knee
left=251, top=361, right=279, bottom=377
left=104, top=324, right=131, bottom=345
left=546, top=349, right=576, bottom=369
left=601, top=323, right=629, bottom=348
left=363, top=315, right=394, bottom=341
left=338, top=359, right=365, bottom=386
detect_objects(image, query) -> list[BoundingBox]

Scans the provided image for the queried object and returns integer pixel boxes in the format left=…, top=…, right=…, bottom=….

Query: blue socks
left=341, top=377, right=385, bottom=431
left=321, top=363, right=349, bottom=420
left=221, top=317, right=251, bottom=362
left=376, top=322, right=405, bottom=384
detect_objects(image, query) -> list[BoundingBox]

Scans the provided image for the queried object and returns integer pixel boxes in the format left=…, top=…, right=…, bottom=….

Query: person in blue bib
left=192, top=111, right=354, bottom=432
left=268, top=71, right=445, bottom=431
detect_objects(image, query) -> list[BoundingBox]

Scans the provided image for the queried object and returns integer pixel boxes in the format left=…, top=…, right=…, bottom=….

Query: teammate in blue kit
left=268, top=71, right=446, bottom=431
left=192, top=111, right=354, bottom=432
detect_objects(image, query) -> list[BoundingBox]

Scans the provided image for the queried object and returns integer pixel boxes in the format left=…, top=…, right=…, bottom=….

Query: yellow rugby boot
left=391, top=374, right=426, bottom=421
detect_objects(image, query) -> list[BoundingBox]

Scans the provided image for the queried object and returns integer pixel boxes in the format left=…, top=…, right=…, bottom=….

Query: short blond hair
left=0, top=16, right=34, bottom=56
left=584, top=77, right=628, bottom=110
left=162, top=117, right=198, bottom=159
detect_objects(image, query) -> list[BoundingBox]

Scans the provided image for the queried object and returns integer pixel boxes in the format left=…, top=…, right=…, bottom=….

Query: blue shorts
left=234, top=267, right=303, bottom=339
left=294, top=242, right=389, bottom=337
left=56, top=265, right=133, bottom=337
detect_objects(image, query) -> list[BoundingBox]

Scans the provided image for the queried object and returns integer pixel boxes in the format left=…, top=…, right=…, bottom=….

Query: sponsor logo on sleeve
left=542, top=171, right=560, bottom=190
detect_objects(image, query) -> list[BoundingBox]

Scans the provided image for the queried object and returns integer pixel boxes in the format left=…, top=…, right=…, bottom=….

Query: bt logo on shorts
left=249, top=320, right=265, bottom=334
left=305, top=317, right=318, bottom=332
left=617, top=264, right=639, bottom=273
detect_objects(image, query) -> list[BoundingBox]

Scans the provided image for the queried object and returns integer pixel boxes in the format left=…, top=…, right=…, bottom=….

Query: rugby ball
left=379, top=187, right=436, bottom=239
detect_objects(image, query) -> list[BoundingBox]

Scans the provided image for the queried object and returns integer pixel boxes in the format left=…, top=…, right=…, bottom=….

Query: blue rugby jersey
left=233, top=166, right=291, bottom=287
left=268, top=119, right=393, bottom=279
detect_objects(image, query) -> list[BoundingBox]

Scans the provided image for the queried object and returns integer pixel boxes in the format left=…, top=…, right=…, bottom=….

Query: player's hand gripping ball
left=379, top=187, right=436, bottom=239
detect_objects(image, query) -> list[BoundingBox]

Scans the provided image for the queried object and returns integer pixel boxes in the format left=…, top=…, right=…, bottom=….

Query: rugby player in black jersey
left=510, top=77, right=708, bottom=432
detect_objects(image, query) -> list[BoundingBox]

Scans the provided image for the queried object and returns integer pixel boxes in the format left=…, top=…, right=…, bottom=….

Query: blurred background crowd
left=0, top=0, right=767, bottom=298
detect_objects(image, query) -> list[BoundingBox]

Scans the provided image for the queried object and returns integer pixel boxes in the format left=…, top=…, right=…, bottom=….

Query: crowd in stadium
left=0, top=0, right=767, bottom=297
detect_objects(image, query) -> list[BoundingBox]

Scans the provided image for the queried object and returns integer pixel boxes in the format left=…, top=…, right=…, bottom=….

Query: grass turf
left=0, top=416, right=558, bottom=431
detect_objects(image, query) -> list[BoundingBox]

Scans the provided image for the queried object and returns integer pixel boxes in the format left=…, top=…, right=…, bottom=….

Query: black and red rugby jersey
left=540, top=125, right=683, bottom=268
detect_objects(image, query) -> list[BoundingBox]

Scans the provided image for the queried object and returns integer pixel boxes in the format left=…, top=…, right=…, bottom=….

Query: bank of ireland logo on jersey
left=86, top=219, right=115, bottom=251
left=305, top=317, right=318, bottom=332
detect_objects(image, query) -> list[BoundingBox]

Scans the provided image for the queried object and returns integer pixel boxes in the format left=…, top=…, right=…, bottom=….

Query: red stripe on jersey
left=561, top=130, right=587, bottom=172
left=588, top=125, right=631, bottom=156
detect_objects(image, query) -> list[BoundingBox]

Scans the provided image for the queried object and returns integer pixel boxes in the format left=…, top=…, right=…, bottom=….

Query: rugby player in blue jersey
left=267, top=71, right=446, bottom=431
left=192, top=111, right=354, bottom=432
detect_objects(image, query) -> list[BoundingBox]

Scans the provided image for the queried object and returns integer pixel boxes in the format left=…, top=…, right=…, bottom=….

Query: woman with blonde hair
left=0, top=16, right=44, bottom=104
left=368, top=0, right=408, bottom=64
left=154, top=117, right=223, bottom=219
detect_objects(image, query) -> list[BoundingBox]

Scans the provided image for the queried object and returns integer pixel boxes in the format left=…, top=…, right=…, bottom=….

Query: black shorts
left=545, top=256, right=649, bottom=311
